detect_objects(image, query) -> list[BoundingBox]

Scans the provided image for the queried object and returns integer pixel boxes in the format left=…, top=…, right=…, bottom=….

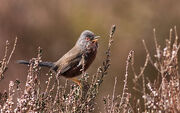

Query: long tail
left=16, top=60, right=54, bottom=68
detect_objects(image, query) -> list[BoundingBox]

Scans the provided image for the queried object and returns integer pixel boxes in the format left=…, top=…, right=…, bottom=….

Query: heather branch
left=120, top=50, right=134, bottom=107
left=98, top=25, right=116, bottom=85
left=0, top=37, right=17, bottom=80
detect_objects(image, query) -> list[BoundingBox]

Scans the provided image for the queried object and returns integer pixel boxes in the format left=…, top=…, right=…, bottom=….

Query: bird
left=17, top=30, right=100, bottom=87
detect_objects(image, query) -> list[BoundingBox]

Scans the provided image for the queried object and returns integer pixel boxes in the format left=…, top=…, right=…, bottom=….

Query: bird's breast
left=83, top=48, right=97, bottom=70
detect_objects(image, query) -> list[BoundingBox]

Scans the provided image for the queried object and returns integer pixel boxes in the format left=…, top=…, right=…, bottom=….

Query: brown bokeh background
left=0, top=0, right=180, bottom=112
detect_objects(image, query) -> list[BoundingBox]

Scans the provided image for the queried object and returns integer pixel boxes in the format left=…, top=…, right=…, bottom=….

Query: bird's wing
left=60, top=56, right=82, bottom=74
left=55, top=46, right=83, bottom=74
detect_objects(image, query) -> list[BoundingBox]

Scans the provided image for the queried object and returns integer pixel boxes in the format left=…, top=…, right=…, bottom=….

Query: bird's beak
left=92, top=36, right=100, bottom=42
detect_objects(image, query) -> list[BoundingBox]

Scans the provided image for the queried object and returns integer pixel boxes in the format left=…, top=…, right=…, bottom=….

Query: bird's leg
left=69, top=78, right=82, bottom=88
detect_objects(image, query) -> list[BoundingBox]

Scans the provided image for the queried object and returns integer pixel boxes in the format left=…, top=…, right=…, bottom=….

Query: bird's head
left=76, top=30, right=100, bottom=50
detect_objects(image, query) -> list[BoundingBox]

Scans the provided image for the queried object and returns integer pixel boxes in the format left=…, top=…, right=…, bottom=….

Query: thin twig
left=110, top=77, right=117, bottom=113
left=120, top=50, right=134, bottom=107
left=7, top=37, right=18, bottom=64
left=142, top=40, right=161, bottom=72
left=133, top=54, right=149, bottom=83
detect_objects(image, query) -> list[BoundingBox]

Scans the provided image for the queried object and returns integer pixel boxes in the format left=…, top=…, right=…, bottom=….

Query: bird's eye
left=86, top=37, right=90, bottom=41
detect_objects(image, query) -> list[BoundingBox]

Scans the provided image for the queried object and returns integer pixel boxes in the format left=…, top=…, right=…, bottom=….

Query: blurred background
left=0, top=0, right=180, bottom=112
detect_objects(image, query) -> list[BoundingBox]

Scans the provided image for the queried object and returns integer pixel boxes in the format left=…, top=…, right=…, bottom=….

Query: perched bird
left=17, top=30, right=100, bottom=87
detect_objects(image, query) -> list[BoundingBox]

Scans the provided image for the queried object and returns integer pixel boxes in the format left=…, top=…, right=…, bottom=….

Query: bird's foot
left=69, top=78, right=82, bottom=89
